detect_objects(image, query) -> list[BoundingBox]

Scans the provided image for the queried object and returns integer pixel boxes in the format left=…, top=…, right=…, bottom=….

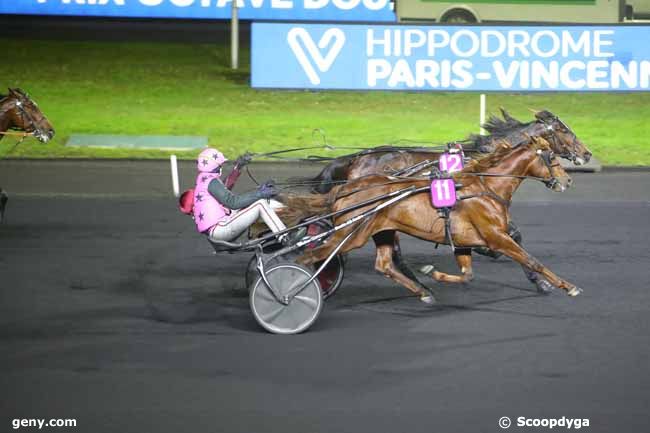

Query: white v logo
left=288, top=28, right=345, bottom=85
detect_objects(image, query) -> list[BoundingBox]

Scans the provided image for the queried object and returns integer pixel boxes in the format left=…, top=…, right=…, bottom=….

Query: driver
left=189, top=148, right=287, bottom=243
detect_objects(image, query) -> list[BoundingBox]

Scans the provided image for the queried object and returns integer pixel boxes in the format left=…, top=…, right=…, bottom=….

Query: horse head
left=3, top=88, right=55, bottom=143
left=533, top=110, right=592, bottom=165
left=527, top=136, right=572, bottom=192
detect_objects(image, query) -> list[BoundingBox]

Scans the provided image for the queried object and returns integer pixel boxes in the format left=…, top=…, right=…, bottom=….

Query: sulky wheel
left=249, top=262, right=323, bottom=335
left=304, top=220, right=345, bottom=298
left=244, top=220, right=345, bottom=299
left=245, top=253, right=344, bottom=299
left=314, top=254, right=344, bottom=299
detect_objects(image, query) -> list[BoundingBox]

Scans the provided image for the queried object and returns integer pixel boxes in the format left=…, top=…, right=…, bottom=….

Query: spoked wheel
left=250, top=262, right=323, bottom=335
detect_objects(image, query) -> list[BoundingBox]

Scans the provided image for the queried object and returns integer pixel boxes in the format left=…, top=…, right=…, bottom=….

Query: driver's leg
left=209, top=199, right=286, bottom=242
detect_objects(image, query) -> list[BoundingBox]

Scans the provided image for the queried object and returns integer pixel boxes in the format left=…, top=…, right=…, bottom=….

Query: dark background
left=0, top=14, right=248, bottom=43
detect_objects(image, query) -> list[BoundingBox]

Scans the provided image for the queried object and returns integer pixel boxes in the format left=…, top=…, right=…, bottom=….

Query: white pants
left=208, top=199, right=286, bottom=242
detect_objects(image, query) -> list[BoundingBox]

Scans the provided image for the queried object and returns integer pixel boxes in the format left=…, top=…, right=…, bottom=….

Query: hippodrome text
left=366, top=29, right=649, bottom=90
left=251, top=24, right=650, bottom=91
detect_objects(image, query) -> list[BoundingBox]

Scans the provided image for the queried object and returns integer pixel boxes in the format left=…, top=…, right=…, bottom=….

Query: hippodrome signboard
left=251, top=24, right=650, bottom=91
left=0, top=0, right=395, bottom=22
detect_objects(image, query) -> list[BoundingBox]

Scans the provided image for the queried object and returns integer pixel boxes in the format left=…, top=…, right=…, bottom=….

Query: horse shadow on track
left=111, top=238, right=567, bottom=332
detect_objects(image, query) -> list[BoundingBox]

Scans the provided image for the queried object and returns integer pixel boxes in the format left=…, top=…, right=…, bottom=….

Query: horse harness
left=1, top=94, right=40, bottom=145
left=541, top=116, right=581, bottom=162
left=436, top=148, right=559, bottom=252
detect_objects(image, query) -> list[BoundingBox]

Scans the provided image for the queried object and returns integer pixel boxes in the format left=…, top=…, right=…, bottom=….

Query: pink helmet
left=197, top=148, right=228, bottom=173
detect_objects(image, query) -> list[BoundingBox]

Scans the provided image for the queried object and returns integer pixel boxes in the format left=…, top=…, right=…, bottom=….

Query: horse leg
left=482, top=229, right=583, bottom=296
left=419, top=249, right=474, bottom=284
left=510, top=227, right=555, bottom=294
left=472, top=221, right=521, bottom=260
left=390, top=232, right=429, bottom=288
left=374, top=231, right=436, bottom=303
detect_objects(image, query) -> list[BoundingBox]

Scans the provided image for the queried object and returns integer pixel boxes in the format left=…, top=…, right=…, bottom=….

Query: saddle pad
left=431, top=179, right=457, bottom=208
left=439, top=151, right=464, bottom=173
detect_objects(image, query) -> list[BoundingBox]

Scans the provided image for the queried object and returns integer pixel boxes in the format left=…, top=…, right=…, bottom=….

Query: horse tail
left=278, top=191, right=332, bottom=214
left=275, top=190, right=333, bottom=228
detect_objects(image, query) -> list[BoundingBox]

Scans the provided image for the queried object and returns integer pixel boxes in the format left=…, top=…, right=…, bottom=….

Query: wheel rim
left=315, top=254, right=344, bottom=299
left=250, top=263, right=322, bottom=334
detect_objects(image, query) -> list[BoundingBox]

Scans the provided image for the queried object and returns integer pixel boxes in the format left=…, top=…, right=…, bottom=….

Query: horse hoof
left=567, top=287, right=583, bottom=297
left=419, top=293, right=436, bottom=304
left=419, top=264, right=434, bottom=275
left=536, top=279, right=554, bottom=294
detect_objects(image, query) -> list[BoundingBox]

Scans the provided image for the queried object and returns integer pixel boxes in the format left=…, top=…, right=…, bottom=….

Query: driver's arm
left=223, top=165, right=242, bottom=190
left=208, top=178, right=260, bottom=210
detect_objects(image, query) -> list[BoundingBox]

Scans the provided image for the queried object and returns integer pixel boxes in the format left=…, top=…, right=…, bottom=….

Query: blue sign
left=0, top=0, right=395, bottom=22
left=251, top=23, right=650, bottom=91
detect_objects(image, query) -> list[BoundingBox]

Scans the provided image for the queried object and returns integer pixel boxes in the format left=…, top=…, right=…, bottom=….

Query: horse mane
left=461, top=139, right=531, bottom=175
left=462, top=108, right=535, bottom=151
left=2, top=88, right=27, bottom=100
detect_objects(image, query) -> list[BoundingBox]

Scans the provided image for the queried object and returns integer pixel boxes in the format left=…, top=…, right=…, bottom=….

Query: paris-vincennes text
left=366, top=29, right=650, bottom=90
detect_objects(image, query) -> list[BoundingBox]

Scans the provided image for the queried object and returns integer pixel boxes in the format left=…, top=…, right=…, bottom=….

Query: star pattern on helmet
left=202, top=159, right=209, bottom=166
left=213, top=153, right=220, bottom=160
left=195, top=193, right=203, bottom=202
left=198, top=212, right=204, bottom=221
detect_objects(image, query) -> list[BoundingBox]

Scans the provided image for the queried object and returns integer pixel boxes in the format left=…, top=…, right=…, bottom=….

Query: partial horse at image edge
left=0, top=88, right=55, bottom=223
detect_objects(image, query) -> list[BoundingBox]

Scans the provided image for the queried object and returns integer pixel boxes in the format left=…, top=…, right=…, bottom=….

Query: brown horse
left=282, top=137, right=580, bottom=303
left=306, top=109, right=591, bottom=194
left=299, top=109, right=591, bottom=290
left=0, top=88, right=55, bottom=222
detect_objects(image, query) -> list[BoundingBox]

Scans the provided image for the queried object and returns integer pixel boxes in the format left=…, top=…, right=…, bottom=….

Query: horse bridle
left=9, top=94, right=47, bottom=142
left=541, top=116, right=580, bottom=163
left=536, top=148, right=562, bottom=190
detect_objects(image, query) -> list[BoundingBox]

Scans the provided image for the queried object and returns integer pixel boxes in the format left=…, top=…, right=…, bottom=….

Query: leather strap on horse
left=0, top=131, right=32, bottom=137
left=442, top=208, right=456, bottom=252
left=0, top=131, right=33, bottom=153
left=459, top=191, right=511, bottom=208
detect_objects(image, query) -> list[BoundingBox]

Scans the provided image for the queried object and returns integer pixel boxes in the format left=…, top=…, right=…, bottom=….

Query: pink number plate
left=431, top=179, right=457, bottom=208
left=439, top=152, right=464, bottom=173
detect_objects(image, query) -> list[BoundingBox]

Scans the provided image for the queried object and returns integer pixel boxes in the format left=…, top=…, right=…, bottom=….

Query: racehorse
left=0, top=88, right=55, bottom=223
left=297, top=109, right=592, bottom=288
left=281, top=137, right=580, bottom=303
left=305, top=109, right=591, bottom=194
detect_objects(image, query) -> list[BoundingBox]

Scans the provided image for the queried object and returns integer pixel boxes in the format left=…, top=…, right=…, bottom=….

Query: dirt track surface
left=1, top=163, right=649, bottom=433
